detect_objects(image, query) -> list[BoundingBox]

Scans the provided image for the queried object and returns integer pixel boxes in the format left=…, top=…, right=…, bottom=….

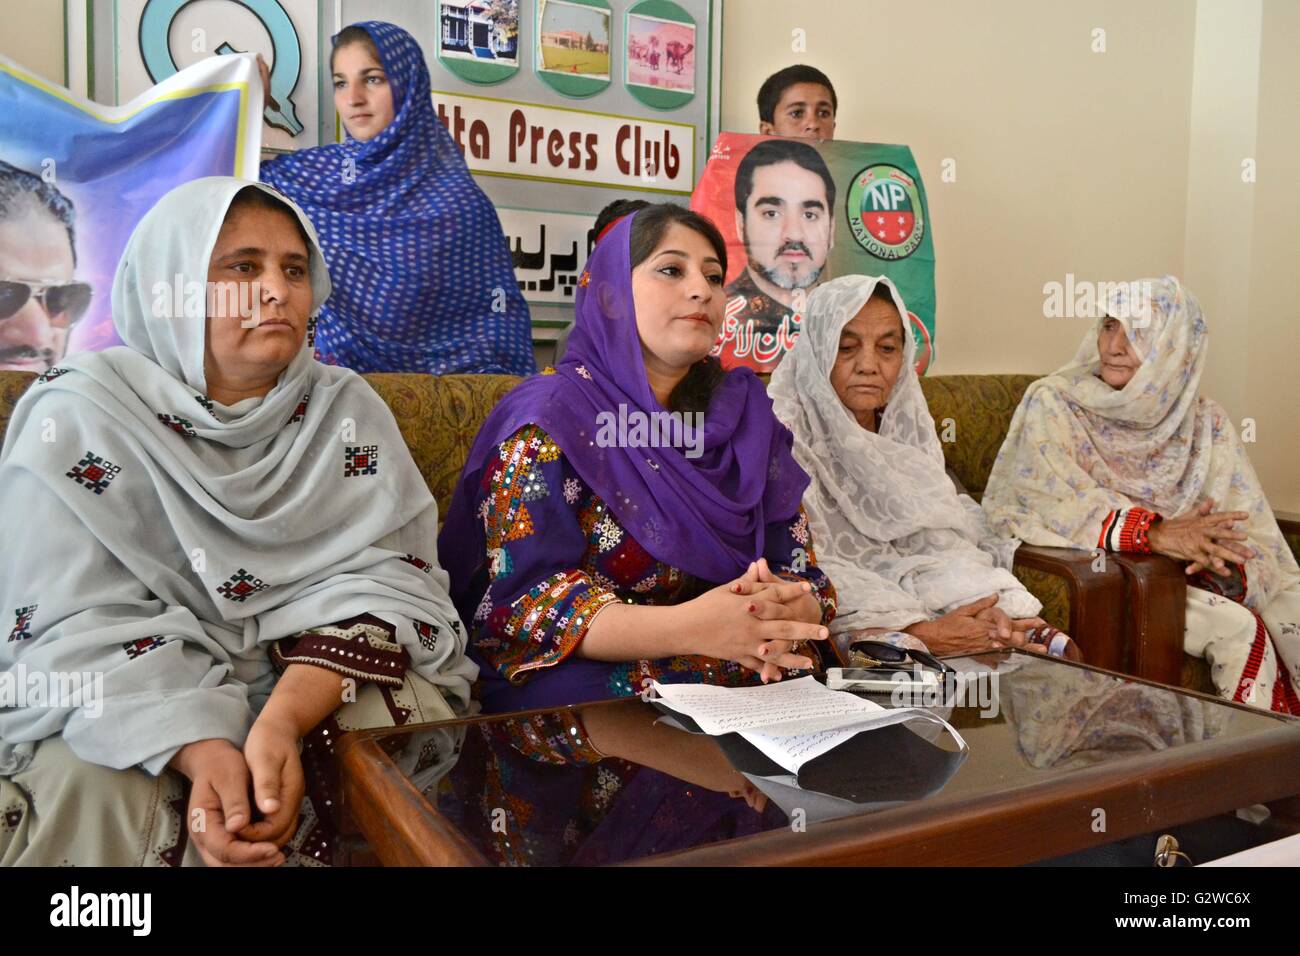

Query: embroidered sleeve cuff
left=495, top=572, right=620, bottom=685
left=272, top=613, right=410, bottom=688
left=814, top=579, right=838, bottom=627
left=497, top=711, right=605, bottom=766
left=1098, top=507, right=1161, bottom=553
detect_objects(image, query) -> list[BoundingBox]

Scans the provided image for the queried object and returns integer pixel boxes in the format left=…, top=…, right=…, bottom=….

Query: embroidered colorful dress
left=983, top=277, right=1300, bottom=714
left=462, top=422, right=836, bottom=711
left=440, top=210, right=836, bottom=713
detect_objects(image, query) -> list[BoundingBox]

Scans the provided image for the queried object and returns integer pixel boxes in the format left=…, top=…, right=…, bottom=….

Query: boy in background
left=757, top=65, right=837, bottom=141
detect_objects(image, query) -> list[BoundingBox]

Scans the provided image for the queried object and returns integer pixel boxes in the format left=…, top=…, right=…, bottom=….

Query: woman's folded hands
left=656, top=558, right=828, bottom=683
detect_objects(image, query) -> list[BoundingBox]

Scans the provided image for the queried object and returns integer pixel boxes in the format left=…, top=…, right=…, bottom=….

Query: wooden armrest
left=336, top=732, right=487, bottom=867
left=1274, top=509, right=1300, bottom=530
left=1107, top=553, right=1187, bottom=687
left=1275, top=510, right=1300, bottom=564
left=1012, top=544, right=1127, bottom=671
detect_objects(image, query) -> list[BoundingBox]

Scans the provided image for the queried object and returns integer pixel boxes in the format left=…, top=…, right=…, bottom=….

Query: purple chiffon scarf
left=438, top=210, right=809, bottom=618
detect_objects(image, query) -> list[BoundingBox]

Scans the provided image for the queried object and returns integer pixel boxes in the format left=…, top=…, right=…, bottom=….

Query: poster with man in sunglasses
left=0, top=52, right=263, bottom=372
left=0, top=161, right=92, bottom=373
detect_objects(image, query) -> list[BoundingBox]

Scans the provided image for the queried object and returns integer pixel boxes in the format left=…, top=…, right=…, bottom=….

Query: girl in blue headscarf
left=259, top=21, right=535, bottom=376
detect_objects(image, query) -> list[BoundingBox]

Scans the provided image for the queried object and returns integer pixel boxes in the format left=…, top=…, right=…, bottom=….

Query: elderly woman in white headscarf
left=770, top=274, right=1077, bottom=664
left=0, top=178, right=475, bottom=866
left=983, top=277, right=1300, bottom=714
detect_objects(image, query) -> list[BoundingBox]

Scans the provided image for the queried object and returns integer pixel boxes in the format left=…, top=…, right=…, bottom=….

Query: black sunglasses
left=848, top=639, right=955, bottom=675
left=0, top=279, right=93, bottom=328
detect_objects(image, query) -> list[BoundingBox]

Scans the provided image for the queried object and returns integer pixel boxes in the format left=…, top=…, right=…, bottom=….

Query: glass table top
left=361, top=650, right=1298, bottom=866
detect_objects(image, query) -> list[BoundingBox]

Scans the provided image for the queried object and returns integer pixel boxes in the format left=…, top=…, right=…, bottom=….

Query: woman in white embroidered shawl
left=0, top=178, right=475, bottom=866
left=983, top=277, right=1300, bottom=714
left=770, top=275, right=1077, bottom=663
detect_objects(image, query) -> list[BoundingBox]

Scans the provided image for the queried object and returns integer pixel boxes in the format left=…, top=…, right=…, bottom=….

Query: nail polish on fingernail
left=746, top=602, right=756, bottom=613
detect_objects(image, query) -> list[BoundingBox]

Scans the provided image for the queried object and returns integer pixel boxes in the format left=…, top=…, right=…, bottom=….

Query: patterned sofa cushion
left=919, top=374, right=1039, bottom=498
left=0, top=371, right=34, bottom=444
left=360, top=373, right=523, bottom=520
left=1010, top=564, right=1071, bottom=633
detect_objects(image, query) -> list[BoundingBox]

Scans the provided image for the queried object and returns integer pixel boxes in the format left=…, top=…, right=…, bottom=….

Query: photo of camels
left=626, top=13, right=695, bottom=93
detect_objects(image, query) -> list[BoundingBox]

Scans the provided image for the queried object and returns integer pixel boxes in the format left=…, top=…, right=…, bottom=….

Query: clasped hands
left=900, top=594, right=1053, bottom=657
left=1148, top=499, right=1254, bottom=577
left=168, top=686, right=323, bottom=867
left=682, top=557, right=828, bottom=683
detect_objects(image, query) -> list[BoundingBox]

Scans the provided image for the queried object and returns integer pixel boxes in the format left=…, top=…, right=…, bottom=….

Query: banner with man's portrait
left=690, top=132, right=936, bottom=374
left=0, top=54, right=262, bottom=374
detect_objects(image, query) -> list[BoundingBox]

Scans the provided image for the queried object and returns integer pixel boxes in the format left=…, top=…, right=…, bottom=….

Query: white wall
left=722, top=0, right=1297, bottom=509
left=0, top=1, right=64, bottom=83
left=3, top=0, right=1295, bottom=507
left=1238, top=0, right=1300, bottom=512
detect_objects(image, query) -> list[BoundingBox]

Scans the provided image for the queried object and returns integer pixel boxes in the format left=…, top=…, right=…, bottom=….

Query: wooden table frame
left=336, top=655, right=1300, bottom=867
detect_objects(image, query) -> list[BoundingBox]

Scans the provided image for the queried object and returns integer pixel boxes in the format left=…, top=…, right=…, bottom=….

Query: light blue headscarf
left=0, top=177, right=474, bottom=777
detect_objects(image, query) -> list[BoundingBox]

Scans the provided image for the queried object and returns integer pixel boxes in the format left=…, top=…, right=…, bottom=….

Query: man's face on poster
left=0, top=203, right=77, bottom=373
left=735, top=160, right=833, bottom=293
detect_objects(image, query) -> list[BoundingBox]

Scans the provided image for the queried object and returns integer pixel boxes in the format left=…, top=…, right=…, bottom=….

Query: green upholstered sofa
left=3, top=369, right=1296, bottom=696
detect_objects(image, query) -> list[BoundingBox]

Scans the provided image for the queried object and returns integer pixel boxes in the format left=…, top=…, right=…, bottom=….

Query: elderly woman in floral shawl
left=983, top=277, right=1300, bottom=714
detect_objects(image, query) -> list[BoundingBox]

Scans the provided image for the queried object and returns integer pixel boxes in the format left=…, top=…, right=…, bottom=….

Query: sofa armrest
left=1012, top=544, right=1127, bottom=672
left=1107, top=553, right=1187, bottom=687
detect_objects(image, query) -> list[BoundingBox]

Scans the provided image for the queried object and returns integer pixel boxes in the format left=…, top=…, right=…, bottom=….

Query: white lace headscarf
left=770, top=275, right=1039, bottom=654
left=982, top=276, right=1299, bottom=611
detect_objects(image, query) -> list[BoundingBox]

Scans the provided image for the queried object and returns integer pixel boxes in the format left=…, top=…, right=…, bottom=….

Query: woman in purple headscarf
left=439, top=204, right=838, bottom=713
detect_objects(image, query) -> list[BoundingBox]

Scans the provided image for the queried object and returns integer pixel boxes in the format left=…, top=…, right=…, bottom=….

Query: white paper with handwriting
left=650, top=676, right=964, bottom=775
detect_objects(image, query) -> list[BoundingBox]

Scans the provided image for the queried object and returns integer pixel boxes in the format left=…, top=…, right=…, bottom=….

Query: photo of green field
left=540, top=43, right=609, bottom=75
left=537, top=0, right=611, bottom=79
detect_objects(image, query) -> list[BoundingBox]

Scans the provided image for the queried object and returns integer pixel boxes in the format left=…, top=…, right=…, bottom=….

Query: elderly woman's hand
left=1149, top=499, right=1253, bottom=575
left=904, top=595, right=1010, bottom=656
left=168, top=738, right=285, bottom=867
left=974, top=601, right=1014, bottom=643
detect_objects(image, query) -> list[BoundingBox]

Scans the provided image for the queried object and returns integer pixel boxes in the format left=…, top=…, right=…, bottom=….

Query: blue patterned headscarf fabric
left=260, top=21, right=535, bottom=375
